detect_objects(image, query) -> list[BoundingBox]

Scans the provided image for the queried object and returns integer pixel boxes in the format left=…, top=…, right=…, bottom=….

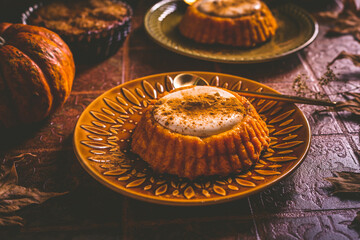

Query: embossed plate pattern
left=144, top=0, right=318, bottom=64
left=73, top=72, right=311, bottom=206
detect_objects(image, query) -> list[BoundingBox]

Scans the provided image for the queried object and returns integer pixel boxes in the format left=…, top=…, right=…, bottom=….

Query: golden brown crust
left=178, top=1, right=277, bottom=47
left=27, top=0, right=131, bottom=36
left=131, top=88, right=270, bottom=179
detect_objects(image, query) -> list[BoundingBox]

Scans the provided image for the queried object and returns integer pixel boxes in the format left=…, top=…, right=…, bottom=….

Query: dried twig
left=328, top=51, right=360, bottom=67
left=325, top=171, right=360, bottom=232
left=325, top=171, right=360, bottom=194
left=292, top=67, right=338, bottom=99
left=317, top=0, right=360, bottom=42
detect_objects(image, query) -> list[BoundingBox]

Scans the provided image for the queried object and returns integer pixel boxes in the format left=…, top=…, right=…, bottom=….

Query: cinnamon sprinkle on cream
left=152, top=86, right=245, bottom=137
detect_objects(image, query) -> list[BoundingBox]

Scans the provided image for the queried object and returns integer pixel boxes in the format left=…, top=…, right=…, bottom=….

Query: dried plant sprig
left=318, top=66, right=339, bottom=85
left=325, top=171, right=360, bottom=194
left=328, top=51, right=360, bottom=67
left=334, top=92, right=360, bottom=115
left=325, top=170, right=360, bottom=232
left=317, top=0, right=360, bottom=42
left=292, top=68, right=360, bottom=115
left=292, top=74, right=310, bottom=96
left=314, top=92, right=360, bottom=115
left=292, top=68, right=337, bottom=99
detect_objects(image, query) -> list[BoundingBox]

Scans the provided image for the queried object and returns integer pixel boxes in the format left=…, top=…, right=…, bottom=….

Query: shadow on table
left=0, top=120, right=47, bottom=152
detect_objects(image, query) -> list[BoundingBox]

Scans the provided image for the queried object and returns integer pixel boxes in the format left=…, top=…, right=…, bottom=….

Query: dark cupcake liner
left=21, top=1, right=133, bottom=64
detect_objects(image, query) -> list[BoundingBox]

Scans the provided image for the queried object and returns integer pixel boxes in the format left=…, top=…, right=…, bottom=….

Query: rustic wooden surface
left=1, top=0, right=360, bottom=239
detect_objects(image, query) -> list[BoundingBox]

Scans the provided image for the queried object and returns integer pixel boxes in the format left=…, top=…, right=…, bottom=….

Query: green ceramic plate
left=144, top=0, right=318, bottom=64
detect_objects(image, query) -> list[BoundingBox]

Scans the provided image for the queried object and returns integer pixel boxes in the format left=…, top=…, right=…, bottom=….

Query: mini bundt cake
left=131, top=86, right=270, bottom=179
left=178, top=0, right=278, bottom=47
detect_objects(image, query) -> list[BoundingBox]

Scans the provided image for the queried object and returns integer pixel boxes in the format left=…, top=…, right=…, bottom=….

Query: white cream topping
left=152, top=86, right=245, bottom=137
left=196, top=0, right=261, bottom=18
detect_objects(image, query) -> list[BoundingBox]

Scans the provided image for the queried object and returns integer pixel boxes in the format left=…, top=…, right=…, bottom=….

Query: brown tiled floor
left=0, top=0, right=359, bottom=239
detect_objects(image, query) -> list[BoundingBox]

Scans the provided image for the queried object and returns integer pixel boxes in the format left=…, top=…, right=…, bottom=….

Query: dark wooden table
left=1, top=0, right=360, bottom=239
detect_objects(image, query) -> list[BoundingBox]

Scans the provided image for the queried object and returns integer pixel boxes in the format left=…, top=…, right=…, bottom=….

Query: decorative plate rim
left=73, top=71, right=311, bottom=206
left=144, top=0, right=319, bottom=64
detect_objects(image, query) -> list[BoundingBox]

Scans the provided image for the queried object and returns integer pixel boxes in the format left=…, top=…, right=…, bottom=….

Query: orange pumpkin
left=0, top=22, right=75, bottom=127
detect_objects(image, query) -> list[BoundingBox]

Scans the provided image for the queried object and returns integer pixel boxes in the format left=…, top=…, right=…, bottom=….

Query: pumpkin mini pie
left=179, top=0, right=278, bottom=47
left=131, top=86, right=270, bottom=180
left=23, top=0, right=132, bottom=63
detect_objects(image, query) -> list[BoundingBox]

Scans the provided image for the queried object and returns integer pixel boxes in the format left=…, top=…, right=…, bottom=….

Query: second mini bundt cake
left=131, top=86, right=270, bottom=180
left=179, top=0, right=278, bottom=47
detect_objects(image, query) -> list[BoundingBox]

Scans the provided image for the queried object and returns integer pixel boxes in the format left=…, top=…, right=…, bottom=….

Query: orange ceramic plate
left=73, top=72, right=311, bottom=206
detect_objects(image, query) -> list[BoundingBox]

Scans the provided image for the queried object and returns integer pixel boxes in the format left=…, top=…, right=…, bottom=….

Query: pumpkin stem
left=0, top=36, right=5, bottom=46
